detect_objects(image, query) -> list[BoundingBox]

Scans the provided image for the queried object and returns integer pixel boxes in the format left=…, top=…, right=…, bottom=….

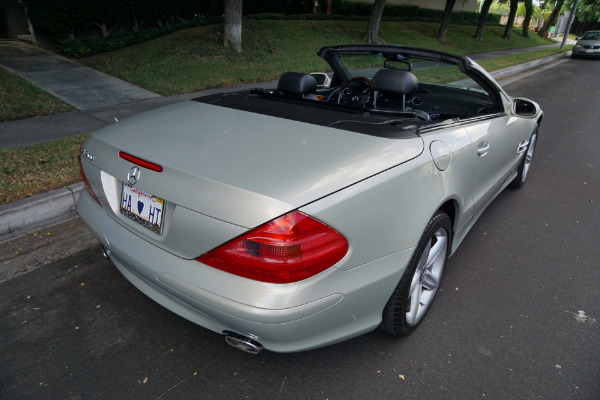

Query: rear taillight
left=197, top=211, right=348, bottom=284
left=78, top=153, right=101, bottom=206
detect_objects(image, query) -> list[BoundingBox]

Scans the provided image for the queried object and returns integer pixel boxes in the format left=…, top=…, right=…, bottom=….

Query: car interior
left=272, top=67, right=499, bottom=123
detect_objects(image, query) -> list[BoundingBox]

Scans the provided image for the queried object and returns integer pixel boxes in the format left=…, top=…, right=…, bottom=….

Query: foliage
left=22, top=0, right=339, bottom=44
left=517, top=2, right=543, bottom=19
left=60, top=17, right=222, bottom=58
left=57, top=4, right=502, bottom=59
left=24, top=0, right=498, bottom=47
left=490, top=1, right=511, bottom=15
left=337, top=1, right=500, bottom=25
left=21, top=0, right=84, bottom=41
left=567, top=0, right=600, bottom=24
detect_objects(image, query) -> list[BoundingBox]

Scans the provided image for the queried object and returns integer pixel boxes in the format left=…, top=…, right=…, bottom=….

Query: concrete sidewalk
left=0, top=40, right=573, bottom=241
left=0, top=41, right=160, bottom=110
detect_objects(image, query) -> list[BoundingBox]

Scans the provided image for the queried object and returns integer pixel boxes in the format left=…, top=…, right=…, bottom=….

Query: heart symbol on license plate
left=137, top=201, right=144, bottom=214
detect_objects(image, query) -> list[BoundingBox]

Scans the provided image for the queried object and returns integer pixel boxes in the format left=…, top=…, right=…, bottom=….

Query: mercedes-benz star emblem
left=127, top=166, right=141, bottom=186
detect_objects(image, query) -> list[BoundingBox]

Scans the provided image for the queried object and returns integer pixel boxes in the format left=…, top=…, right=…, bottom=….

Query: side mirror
left=513, top=98, right=538, bottom=117
left=309, top=72, right=331, bottom=88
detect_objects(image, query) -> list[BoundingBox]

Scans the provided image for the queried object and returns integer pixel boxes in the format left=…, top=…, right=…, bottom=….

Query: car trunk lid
left=83, top=100, right=423, bottom=258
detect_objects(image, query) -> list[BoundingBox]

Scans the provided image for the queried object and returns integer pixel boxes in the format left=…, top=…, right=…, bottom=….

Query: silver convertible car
left=77, top=45, right=542, bottom=353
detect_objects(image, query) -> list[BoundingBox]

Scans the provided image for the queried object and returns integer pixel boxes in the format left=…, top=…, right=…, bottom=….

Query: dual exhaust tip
left=100, top=245, right=110, bottom=261
left=99, top=246, right=264, bottom=354
left=225, top=333, right=264, bottom=354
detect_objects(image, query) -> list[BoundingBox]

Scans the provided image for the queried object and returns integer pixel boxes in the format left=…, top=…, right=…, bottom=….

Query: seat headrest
left=277, top=72, right=317, bottom=96
left=370, top=69, right=418, bottom=97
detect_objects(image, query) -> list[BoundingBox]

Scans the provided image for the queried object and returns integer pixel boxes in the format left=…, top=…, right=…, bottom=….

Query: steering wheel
left=337, top=77, right=372, bottom=107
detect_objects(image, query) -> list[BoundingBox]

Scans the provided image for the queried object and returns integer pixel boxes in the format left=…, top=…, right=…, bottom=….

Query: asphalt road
left=2, top=58, right=599, bottom=399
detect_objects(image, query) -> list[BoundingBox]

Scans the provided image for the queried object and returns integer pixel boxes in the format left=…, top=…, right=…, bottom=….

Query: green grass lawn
left=0, top=67, right=72, bottom=122
left=0, top=135, right=86, bottom=204
left=81, top=20, right=556, bottom=96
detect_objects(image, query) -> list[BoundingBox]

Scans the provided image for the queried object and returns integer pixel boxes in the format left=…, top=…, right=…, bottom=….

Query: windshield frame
left=318, top=45, right=506, bottom=112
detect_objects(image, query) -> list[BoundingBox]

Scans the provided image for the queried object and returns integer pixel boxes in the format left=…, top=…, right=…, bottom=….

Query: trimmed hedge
left=31, top=0, right=500, bottom=58
left=23, top=0, right=331, bottom=43
left=60, top=17, right=222, bottom=58
left=337, top=1, right=500, bottom=25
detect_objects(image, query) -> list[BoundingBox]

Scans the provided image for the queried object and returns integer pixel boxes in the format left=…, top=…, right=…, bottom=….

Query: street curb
left=486, top=51, right=571, bottom=80
left=0, top=183, right=84, bottom=243
left=0, top=51, right=571, bottom=242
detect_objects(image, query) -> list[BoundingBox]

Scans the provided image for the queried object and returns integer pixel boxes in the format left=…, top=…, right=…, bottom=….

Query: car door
left=465, top=114, right=527, bottom=216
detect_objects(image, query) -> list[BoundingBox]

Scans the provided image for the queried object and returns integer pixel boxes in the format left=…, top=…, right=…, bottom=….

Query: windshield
left=580, top=32, right=600, bottom=41
left=337, top=53, right=488, bottom=93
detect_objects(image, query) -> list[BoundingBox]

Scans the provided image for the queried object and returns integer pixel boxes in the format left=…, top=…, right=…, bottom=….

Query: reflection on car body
left=77, top=45, right=543, bottom=353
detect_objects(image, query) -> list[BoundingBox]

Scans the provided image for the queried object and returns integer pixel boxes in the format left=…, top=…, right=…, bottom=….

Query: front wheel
left=380, top=211, right=451, bottom=336
left=510, top=124, right=538, bottom=189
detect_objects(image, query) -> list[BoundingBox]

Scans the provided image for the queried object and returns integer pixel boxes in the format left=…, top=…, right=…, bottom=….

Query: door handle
left=477, top=142, right=490, bottom=157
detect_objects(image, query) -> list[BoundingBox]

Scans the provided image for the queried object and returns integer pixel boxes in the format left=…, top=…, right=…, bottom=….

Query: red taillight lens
left=197, top=211, right=349, bottom=284
left=119, top=151, right=163, bottom=172
left=78, top=154, right=101, bottom=206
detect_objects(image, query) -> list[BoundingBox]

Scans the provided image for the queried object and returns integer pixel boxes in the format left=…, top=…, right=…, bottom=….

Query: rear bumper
left=78, top=191, right=413, bottom=352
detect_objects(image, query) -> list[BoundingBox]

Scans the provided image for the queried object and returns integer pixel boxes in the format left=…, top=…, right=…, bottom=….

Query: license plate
left=120, top=183, right=165, bottom=234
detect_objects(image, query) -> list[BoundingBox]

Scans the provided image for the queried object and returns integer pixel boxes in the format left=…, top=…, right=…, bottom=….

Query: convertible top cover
left=194, top=91, right=422, bottom=139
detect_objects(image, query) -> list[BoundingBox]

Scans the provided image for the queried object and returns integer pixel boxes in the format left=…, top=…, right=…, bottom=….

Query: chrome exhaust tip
left=225, top=333, right=263, bottom=354
left=99, top=245, right=110, bottom=261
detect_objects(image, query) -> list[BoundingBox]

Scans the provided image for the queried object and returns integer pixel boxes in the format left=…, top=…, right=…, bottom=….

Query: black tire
left=510, top=124, right=538, bottom=189
left=380, top=210, right=451, bottom=337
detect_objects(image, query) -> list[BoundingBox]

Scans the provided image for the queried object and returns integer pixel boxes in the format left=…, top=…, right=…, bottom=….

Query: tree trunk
left=362, top=0, right=387, bottom=44
left=475, top=0, right=494, bottom=41
left=502, top=0, right=519, bottom=40
left=93, top=20, right=119, bottom=38
left=437, top=0, right=457, bottom=42
left=538, top=0, right=564, bottom=38
left=224, top=0, right=243, bottom=53
left=522, top=0, right=533, bottom=38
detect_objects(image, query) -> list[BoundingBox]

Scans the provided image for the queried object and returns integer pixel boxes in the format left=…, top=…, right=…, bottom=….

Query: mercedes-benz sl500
left=77, top=45, right=542, bottom=353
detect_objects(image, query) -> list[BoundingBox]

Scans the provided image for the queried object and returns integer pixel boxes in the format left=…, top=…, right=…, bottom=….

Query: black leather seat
left=277, top=72, right=319, bottom=100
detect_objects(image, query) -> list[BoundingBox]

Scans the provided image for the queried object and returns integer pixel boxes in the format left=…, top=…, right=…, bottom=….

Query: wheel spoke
left=420, top=270, right=440, bottom=291
left=523, top=134, right=536, bottom=180
left=405, top=228, right=448, bottom=326
left=406, top=280, right=421, bottom=324
left=417, top=241, right=431, bottom=273
left=426, top=234, right=447, bottom=269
